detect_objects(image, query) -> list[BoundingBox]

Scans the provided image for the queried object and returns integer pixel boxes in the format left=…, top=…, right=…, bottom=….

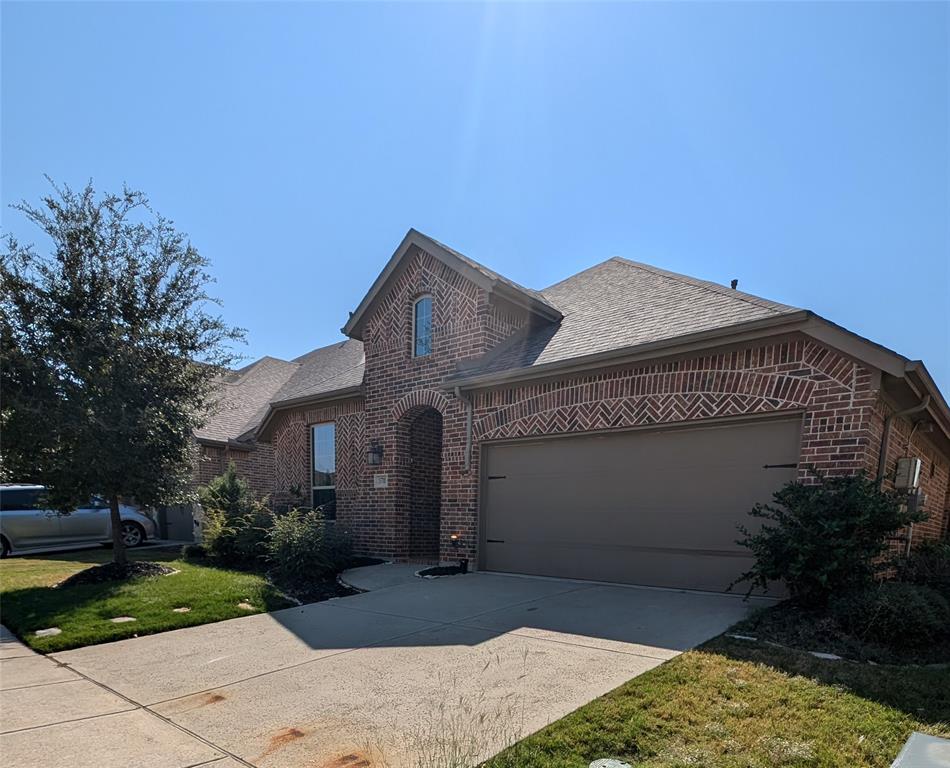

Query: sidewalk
left=0, top=625, right=236, bottom=768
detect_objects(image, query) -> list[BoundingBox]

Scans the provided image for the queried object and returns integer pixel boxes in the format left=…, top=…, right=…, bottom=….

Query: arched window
left=413, top=295, right=433, bottom=357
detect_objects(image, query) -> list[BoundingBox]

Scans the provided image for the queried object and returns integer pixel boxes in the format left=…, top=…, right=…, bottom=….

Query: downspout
left=877, top=394, right=931, bottom=486
left=877, top=394, right=930, bottom=556
left=454, top=386, right=473, bottom=473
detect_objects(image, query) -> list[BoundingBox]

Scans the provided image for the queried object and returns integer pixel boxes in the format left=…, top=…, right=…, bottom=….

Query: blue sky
left=3, top=2, right=948, bottom=392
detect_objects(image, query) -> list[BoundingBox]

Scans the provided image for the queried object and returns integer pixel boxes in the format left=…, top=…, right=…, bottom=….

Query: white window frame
left=311, top=422, right=336, bottom=509
left=412, top=294, right=433, bottom=357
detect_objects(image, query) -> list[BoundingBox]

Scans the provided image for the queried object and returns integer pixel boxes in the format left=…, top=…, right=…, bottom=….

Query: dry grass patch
left=486, top=635, right=949, bottom=768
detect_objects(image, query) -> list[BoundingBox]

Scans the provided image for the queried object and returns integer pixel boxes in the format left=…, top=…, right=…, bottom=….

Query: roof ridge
left=230, top=354, right=295, bottom=377
left=608, top=257, right=795, bottom=314
left=541, top=257, right=616, bottom=294
left=271, top=356, right=366, bottom=406
left=291, top=338, right=355, bottom=363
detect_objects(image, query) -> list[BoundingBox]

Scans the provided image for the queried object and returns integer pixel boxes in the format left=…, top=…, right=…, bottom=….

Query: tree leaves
left=1, top=179, right=244, bottom=520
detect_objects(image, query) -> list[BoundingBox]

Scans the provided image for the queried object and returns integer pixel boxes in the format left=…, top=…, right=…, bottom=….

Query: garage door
left=480, top=417, right=801, bottom=592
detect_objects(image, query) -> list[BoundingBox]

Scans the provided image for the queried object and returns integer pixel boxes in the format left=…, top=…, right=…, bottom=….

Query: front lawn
left=486, top=634, right=950, bottom=768
left=0, top=547, right=294, bottom=653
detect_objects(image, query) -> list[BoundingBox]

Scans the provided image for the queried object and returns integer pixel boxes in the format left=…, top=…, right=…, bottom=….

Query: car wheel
left=120, top=522, right=145, bottom=548
left=0, top=536, right=10, bottom=558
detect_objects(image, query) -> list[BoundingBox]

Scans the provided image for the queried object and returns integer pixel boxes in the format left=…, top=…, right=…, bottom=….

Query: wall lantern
left=367, top=440, right=384, bottom=466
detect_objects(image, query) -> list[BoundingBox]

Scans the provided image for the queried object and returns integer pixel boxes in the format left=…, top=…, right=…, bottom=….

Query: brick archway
left=390, top=388, right=450, bottom=422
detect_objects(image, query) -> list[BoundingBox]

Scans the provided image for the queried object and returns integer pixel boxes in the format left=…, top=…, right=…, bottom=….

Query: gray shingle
left=455, top=258, right=801, bottom=378
left=195, top=356, right=299, bottom=443
left=270, top=339, right=365, bottom=405
left=197, top=340, right=366, bottom=443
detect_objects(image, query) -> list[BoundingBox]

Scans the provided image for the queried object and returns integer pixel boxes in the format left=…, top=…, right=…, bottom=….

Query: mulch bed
left=56, top=561, right=176, bottom=588
left=276, top=577, right=359, bottom=604
left=733, top=601, right=949, bottom=666
left=418, top=563, right=467, bottom=577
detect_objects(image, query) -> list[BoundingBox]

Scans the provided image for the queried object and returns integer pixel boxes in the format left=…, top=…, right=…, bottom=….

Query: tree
left=1, top=179, right=242, bottom=566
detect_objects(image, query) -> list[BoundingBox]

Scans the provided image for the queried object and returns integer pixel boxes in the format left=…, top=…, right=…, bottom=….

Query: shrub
left=731, top=473, right=924, bottom=605
left=829, top=582, right=950, bottom=649
left=267, top=508, right=352, bottom=586
left=198, top=463, right=274, bottom=566
left=895, top=540, right=950, bottom=598
left=180, top=543, right=207, bottom=561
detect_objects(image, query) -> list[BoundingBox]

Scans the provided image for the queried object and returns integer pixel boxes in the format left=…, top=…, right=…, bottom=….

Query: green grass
left=486, top=635, right=950, bottom=768
left=0, top=547, right=293, bottom=653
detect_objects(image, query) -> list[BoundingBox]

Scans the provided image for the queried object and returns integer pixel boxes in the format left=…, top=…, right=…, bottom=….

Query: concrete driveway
left=1, top=565, right=762, bottom=768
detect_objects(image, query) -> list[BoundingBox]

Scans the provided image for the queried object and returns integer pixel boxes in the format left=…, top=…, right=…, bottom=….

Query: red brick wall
left=868, top=399, right=950, bottom=544
left=473, top=338, right=877, bottom=478
left=192, top=439, right=276, bottom=500
left=267, top=397, right=365, bottom=523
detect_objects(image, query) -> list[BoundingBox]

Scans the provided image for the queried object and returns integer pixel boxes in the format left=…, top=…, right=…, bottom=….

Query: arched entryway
left=404, top=406, right=443, bottom=561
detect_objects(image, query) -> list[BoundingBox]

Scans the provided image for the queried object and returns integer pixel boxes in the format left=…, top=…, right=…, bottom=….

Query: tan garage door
left=480, top=417, right=802, bottom=592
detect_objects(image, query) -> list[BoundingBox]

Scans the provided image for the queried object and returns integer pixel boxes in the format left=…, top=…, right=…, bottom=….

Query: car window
left=0, top=489, right=43, bottom=511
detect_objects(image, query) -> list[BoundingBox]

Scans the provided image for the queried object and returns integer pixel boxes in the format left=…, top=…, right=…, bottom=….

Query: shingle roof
left=195, top=356, right=299, bottom=443
left=269, top=339, right=365, bottom=406
left=423, top=232, right=559, bottom=314
left=453, top=257, right=802, bottom=378
left=196, top=340, right=366, bottom=444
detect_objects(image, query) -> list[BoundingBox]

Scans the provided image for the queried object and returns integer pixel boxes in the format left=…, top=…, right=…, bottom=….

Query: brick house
left=237, top=229, right=948, bottom=592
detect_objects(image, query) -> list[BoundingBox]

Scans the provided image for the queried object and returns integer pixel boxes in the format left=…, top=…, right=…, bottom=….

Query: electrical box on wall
left=895, top=457, right=922, bottom=490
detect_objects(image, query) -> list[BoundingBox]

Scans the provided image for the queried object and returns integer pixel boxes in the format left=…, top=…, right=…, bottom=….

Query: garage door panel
left=485, top=541, right=755, bottom=592
left=490, top=507, right=751, bottom=552
left=481, top=418, right=801, bottom=592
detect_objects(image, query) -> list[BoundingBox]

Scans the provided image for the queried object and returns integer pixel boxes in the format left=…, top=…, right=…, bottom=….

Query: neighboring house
left=236, top=229, right=949, bottom=593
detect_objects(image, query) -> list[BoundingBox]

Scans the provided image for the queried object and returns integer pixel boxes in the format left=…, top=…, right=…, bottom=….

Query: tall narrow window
left=311, top=422, right=336, bottom=515
left=413, top=296, right=432, bottom=357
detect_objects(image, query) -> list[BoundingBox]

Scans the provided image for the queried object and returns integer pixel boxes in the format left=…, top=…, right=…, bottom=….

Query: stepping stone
left=34, top=628, right=61, bottom=637
left=237, top=602, right=256, bottom=611
left=172, top=607, right=191, bottom=613
left=810, top=651, right=843, bottom=660
left=590, top=760, right=632, bottom=768
left=110, top=616, right=136, bottom=624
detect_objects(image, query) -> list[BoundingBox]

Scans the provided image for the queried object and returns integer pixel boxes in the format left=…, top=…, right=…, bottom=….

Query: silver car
left=0, top=484, right=157, bottom=557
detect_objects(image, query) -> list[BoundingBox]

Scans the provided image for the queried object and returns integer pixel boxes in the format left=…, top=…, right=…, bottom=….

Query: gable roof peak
left=342, top=229, right=562, bottom=340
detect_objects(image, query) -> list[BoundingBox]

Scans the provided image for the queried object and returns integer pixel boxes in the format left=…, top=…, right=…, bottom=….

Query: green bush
left=895, top=540, right=950, bottom=598
left=731, top=473, right=924, bottom=605
left=180, top=543, right=207, bottom=561
left=267, top=508, right=352, bottom=586
left=198, top=463, right=274, bottom=566
left=830, top=582, right=950, bottom=649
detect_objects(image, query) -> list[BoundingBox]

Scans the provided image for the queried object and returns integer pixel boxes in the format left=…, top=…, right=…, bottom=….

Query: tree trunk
left=110, top=494, right=127, bottom=566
